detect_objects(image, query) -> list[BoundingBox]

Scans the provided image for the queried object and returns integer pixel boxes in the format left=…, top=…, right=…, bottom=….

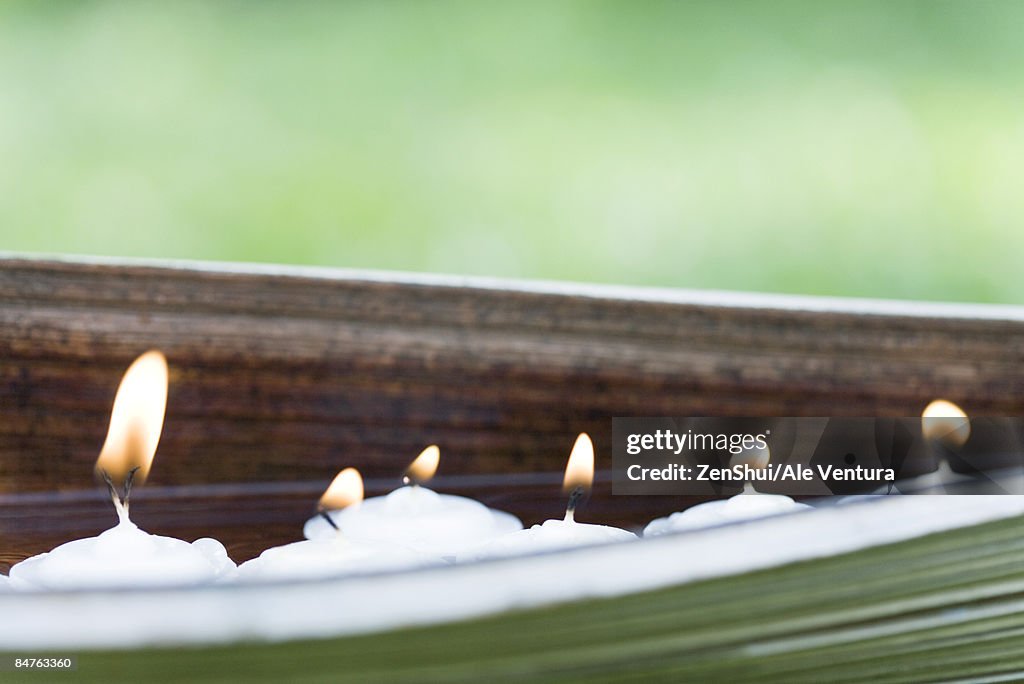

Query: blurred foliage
left=1, top=1, right=1022, bottom=303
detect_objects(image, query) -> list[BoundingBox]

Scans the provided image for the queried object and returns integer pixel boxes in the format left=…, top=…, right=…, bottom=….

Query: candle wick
left=98, top=467, right=141, bottom=523
left=318, top=509, right=341, bottom=533
left=564, top=485, right=585, bottom=522
left=100, top=468, right=121, bottom=508
left=99, top=468, right=129, bottom=522
left=122, top=466, right=140, bottom=514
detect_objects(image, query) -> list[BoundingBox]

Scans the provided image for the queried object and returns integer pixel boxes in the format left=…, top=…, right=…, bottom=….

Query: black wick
left=99, top=466, right=141, bottom=514
left=564, top=485, right=586, bottom=520
left=318, top=508, right=340, bottom=532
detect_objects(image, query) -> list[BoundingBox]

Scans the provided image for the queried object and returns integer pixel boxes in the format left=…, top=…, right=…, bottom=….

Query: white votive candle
left=8, top=350, right=237, bottom=590
left=644, top=484, right=811, bottom=536
left=244, top=468, right=440, bottom=581
left=644, top=443, right=811, bottom=536
left=10, top=516, right=235, bottom=591
left=461, top=433, right=637, bottom=562
left=304, top=446, right=522, bottom=559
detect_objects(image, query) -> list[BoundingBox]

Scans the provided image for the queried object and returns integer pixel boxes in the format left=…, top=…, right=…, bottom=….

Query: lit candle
left=876, top=399, right=970, bottom=496
left=918, top=399, right=970, bottom=488
left=8, top=351, right=236, bottom=591
left=238, top=468, right=439, bottom=581
left=459, top=433, right=637, bottom=561
left=644, top=444, right=810, bottom=536
left=303, top=446, right=522, bottom=560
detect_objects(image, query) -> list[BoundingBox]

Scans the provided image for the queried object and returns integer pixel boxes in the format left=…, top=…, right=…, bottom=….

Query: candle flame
left=404, top=445, right=440, bottom=485
left=319, top=467, right=364, bottom=511
left=562, top=433, right=594, bottom=494
left=94, top=350, right=169, bottom=484
left=922, top=399, right=970, bottom=448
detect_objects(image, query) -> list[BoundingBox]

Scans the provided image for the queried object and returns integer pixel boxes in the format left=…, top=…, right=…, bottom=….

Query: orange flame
left=404, top=445, right=440, bottom=485
left=562, top=433, right=595, bottom=494
left=922, top=399, right=970, bottom=448
left=94, top=350, right=169, bottom=484
left=319, top=468, right=364, bottom=511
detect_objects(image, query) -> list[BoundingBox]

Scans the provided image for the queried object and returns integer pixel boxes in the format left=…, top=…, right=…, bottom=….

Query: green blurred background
left=1, top=0, right=1022, bottom=303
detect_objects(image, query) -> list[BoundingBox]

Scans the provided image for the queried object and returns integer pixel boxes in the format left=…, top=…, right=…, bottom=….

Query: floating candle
left=239, top=468, right=439, bottom=581
left=8, top=351, right=236, bottom=591
left=459, top=433, right=636, bottom=561
left=644, top=445, right=811, bottom=537
left=303, top=446, right=522, bottom=560
left=645, top=484, right=811, bottom=536
left=880, top=399, right=971, bottom=495
left=10, top=516, right=237, bottom=591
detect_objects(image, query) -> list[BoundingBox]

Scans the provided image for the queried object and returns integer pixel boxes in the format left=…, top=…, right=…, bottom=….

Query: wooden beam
left=2, top=255, right=1022, bottom=495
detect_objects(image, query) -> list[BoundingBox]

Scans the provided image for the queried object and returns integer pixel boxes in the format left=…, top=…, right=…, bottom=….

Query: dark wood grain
left=1, top=256, right=1023, bottom=569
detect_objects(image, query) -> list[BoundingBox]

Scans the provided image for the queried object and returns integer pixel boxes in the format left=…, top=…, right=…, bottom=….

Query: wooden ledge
left=1, top=255, right=1022, bottom=496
